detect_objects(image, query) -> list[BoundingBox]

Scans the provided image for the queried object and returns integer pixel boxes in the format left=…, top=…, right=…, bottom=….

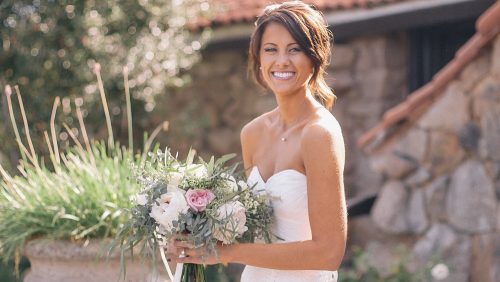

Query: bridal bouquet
left=111, top=148, right=273, bottom=282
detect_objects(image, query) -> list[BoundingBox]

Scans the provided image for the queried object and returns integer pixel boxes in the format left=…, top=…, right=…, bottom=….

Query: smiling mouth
left=272, top=71, right=295, bottom=80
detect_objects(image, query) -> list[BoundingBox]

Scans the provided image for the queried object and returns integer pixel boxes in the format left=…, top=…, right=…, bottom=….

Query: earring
left=259, top=66, right=262, bottom=70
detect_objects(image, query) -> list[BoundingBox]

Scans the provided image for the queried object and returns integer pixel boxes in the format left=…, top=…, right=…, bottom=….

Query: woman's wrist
left=217, top=242, right=235, bottom=264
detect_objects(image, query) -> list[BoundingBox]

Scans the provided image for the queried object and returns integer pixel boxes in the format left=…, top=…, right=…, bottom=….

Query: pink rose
left=185, top=189, right=215, bottom=212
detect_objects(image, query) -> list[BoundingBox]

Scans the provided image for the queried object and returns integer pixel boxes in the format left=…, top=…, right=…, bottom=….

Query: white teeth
left=272, top=72, right=294, bottom=79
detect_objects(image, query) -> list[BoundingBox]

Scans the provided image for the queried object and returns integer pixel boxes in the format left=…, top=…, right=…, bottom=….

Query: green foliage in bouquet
left=111, top=143, right=275, bottom=281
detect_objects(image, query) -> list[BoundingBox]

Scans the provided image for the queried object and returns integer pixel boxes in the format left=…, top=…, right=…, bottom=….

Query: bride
left=169, top=2, right=347, bottom=281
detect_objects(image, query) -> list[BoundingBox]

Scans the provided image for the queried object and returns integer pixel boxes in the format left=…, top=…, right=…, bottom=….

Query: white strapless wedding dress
left=239, top=166, right=338, bottom=282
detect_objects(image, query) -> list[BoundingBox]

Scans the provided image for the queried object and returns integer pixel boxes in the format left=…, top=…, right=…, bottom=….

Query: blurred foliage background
left=0, top=0, right=212, bottom=171
left=0, top=1, right=213, bottom=279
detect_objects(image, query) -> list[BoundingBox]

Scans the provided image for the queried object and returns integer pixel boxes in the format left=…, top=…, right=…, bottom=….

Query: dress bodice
left=241, top=166, right=338, bottom=282
left=247, top=166, right=312, bottom=242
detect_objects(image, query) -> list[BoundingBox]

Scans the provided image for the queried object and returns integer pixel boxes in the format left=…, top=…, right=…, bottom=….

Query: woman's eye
left=263, top=47, right=277, bottom=52
left=290, top=47, right=302, bottom=52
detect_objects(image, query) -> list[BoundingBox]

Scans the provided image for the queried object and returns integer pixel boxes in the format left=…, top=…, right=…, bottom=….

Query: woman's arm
left=176, top=120, right=347, bottom=271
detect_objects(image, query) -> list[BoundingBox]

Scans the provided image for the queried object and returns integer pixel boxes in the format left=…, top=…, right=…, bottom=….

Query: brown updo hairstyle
left=248, top=1, right=336, bottom=110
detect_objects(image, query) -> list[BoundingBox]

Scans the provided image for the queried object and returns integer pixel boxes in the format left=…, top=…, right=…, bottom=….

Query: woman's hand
left=167, top=240, right=226, bottom=265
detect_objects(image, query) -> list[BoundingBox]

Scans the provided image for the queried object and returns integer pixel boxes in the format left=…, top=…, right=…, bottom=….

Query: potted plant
left=0, top=66, right=170, bottom=282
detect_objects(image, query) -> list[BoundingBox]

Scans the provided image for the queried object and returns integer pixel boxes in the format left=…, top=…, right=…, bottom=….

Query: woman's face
left=259, top=22, right=314, bottom=97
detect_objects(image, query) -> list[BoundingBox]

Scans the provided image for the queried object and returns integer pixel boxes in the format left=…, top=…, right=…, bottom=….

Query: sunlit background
left=1, top=0, right=499, bottom=281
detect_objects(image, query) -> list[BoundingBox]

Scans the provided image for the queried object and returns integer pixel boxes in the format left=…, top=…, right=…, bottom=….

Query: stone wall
left=367, top=35, right=500, bottom=281
left=151, top=31, right=408, bottom=198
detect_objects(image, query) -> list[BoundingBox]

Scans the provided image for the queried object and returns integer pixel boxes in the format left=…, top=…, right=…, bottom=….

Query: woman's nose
left=275, top=52, right=290, bottom=67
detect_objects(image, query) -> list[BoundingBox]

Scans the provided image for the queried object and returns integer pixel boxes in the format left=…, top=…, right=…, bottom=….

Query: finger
left=173, top=240, right=196, bottom=249
left=164, top=245, right=180, bottom=255
left=176, top=256, right=202, bottom=264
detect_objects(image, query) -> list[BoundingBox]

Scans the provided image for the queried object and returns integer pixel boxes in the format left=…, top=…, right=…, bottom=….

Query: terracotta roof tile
left=206, top=0, right=414, bottom=26
left=358, top=1, right=500, bottom=149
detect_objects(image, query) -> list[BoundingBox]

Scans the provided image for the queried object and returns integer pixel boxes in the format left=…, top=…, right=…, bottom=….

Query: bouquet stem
left=181, top=263, right=205, bottom=282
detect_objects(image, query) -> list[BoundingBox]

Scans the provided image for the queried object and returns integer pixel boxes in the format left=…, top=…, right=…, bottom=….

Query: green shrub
left=339, top=246, right=438, bottom=282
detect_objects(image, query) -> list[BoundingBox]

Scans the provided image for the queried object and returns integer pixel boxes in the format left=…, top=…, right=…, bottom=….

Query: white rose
left=213, top=201, right=248, bottom=244
left=135, top=193, right=148, bottom=206
left=179, top=164, right=207, bottom=178
left=149, top=188, right=189, bottom=233
left=238, top=180, right=249, bottom=191
left=221, top=173, right=238, bottom=192
left=169, top=171, right=184, bottom=187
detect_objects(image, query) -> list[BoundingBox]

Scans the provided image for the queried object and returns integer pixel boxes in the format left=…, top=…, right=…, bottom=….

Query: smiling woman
left=168, top=2, right=347, bottom=282
left=248, top=1, right=335, bottom=110
left=259, top=23, right=315, bottom=98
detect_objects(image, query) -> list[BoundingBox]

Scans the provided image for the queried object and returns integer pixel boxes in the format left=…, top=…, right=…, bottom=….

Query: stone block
left=472, top=76, right=500, bottom=121
left=424, top=175, right=449, bottom=222
left=331, top=44, right=355, bottom=69
left=458, top=122, right=481, bottom=152
left=347, top=152, right=384, bottom=197
left=353, top=36, right=387, bottom=70
left=393, top=128, right=429, bottom=163
left=347, top=215, right=389, bottom=247
left=459, top=50, right=491, bottom=92
left=355, top=68, right=388, bottom=99
left=492, top=34, right=500, bottom=76
left=406, top=188, right=428, bottom=234
left=426, top=131, right=465, bottom=175
left=370, top=151, right=418, bottom=179
left=418, top=82, right=470, bottom=133
left=484, top=161, right=500, bottom=180
left=447, top=160, right=497, bottom=233
left=496, top=180, right=500, bottom=200
left=346, top=98, right=385, bottom=118
left=479, top=107, right=500, bottom=161
left=405, top=167, right=432, bottom=188
left=327, top=69, right=353, bottom=92
left=471, top=233, right=497, bottom=282
left=385, top=32, right=408, bottom=68
left=413, top=223, right=471, bottom=282
left=371, top=180, right=409, bottom=234
left=442, top=235, right=472, bottom=282
left=413, top=223, right=457, bottom=263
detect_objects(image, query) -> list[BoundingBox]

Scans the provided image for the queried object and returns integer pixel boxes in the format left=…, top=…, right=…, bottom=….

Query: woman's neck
left=274, top=88, right=317, bottom=129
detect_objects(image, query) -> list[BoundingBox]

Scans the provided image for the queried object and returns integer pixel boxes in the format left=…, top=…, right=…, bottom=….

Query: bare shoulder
left=302, top=110, right=344, bottom=146
left=240, top=111, right=272, bottom=141
left=300, top=110, right=345, bottom=164
left=240, top=110, right=275, bottom=171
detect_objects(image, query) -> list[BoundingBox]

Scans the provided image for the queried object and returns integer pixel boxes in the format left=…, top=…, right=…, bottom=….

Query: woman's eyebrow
left=262, top=42, right=299, bottom=46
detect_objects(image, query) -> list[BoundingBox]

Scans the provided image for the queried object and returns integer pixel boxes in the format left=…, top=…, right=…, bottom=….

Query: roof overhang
left=206, top=0, right=495, bottom=50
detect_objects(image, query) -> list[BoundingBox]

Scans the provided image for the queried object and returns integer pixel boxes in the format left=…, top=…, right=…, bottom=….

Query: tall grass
left=0, top=64, right=167, bottom=264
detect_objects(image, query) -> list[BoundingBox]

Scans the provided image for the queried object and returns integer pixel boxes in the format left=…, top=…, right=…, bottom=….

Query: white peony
left=149, top=187, right=189, bottom=233
left=213, top=201, right=248, bottom=244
